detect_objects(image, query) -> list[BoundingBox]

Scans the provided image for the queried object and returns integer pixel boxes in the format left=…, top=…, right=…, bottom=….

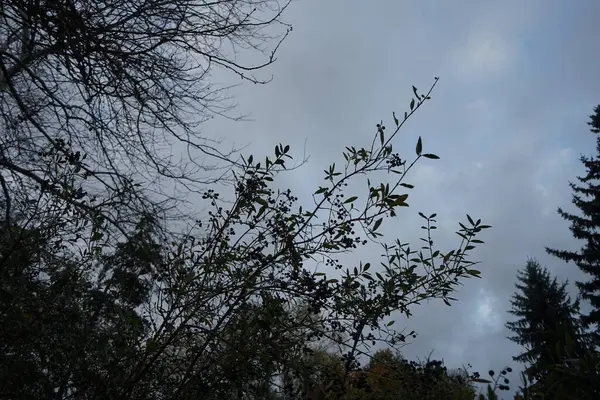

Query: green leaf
left=410, top=98, right=415, bottom=110
left=386, top=320, right=395, bottom=327
left=372, top=218, right=383, bottom=232
left=467, top=214, right=475, bottom=225
left=416, top=136, right=422, bottom=156
left=467, top=269, right=481, bottom=277
left=364, top=263, right=370, bottom=271
left=400, top=183, right=414, bottom=189
left=422, top=153, right=439, bottom=159
left=391, top=194, right=408, bottom=206
left=393, top=112, right=399, bottom=126
left=255, top=198, right=268, bottom=206
left=256, top=205, right=267, bottom=219
left=344, top=196, right=358, bottom=204
left=314, top=187, right=327, bottom=195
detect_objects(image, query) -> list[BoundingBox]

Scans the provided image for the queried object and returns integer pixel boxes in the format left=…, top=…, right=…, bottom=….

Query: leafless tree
left=0, top=0, right=292, bottom=235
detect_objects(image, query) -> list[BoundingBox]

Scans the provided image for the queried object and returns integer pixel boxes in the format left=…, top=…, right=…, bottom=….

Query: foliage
left=0, top=78, right=492, bottom=399
left=546, top=105, right=600, bottom=341
left=296, top=347, right=479, bottom=399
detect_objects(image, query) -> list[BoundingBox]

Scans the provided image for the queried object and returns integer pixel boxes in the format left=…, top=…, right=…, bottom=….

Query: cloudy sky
left=199, top=0, right=600, bottom=388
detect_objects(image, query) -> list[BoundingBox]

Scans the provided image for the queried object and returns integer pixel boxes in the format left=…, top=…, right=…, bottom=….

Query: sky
left=196, top=0, right=600, bottom=390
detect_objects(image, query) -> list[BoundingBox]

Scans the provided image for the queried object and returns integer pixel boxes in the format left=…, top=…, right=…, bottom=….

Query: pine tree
left=546, top=105, right=600, bottom=341
left=505, top=258, right=586, bottom=396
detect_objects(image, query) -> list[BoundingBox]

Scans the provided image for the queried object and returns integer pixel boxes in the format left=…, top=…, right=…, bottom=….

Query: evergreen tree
left=546, top=105, right=600, bottom=340
left=505, top=259, right=586, bottom=398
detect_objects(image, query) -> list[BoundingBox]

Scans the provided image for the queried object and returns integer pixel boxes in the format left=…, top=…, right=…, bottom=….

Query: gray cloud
left=199, top=0, right=600, bottom=391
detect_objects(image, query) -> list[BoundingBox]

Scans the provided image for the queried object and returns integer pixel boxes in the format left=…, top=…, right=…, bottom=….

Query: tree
left=1, top=78, right=493, bottom=399
left=505, top=258, right=587, bottom=399
left=0, top=211, right=163, bottom=399
left=546, top=105, right=600, bottom=341
left=0, top=0, right=293, bottom=237
left=303, top=347, right=479, bottom=399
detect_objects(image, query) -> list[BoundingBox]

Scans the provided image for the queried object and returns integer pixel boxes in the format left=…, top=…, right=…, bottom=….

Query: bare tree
left=0, top=0, right=292, bottom=235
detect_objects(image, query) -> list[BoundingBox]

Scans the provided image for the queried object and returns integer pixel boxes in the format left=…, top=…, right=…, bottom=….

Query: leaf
left=372, top=218, right=383, bottom=232
left=364, top=263, right=370, bottom=271
left=410, top=98, right=415, bottom=110
left=467, top=214, right=475, bottom=225
left=467, top=269, right=481, bottom=277
left=422, top=153, right=439, bottom=159
left=386, top=320, right=395, bottom=326
left=314, top=187, right=327, bottom=194
left=472, top=378, right=492, bottom=384
left=256, top=205, right=267, bottom=219
left=400, top=183, right=414, bottom=189
left=255, top=198, right=268, bottom=206
left=391, top=193, right=408, bottom=206
left=326, top=279, right=339, bottom=284
left=379, top=129, right=384, bottom=146
left=416, top=136, right=422, bottom=156
left=344, top=196, right=358, bottom=204
left=393, top=111, right=399, bottom=126
left=412, top=85, right=418, bottom=98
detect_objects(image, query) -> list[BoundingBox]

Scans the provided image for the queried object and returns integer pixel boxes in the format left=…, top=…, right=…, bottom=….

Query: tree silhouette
left=546, top=105, right=600, bottom=341
left=506, top=258, right=587, bottom=398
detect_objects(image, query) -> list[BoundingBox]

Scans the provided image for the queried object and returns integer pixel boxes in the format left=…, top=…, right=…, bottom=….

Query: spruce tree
left=546, top=105, right=600, bottom=340
left=505, top=259, right=586, bottom=394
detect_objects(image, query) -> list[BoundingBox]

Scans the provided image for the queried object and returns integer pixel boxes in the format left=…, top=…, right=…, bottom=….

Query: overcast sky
left=199, top=0, right=600, bottom=389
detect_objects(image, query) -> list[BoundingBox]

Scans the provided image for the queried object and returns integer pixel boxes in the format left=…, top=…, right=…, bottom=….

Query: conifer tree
left=546, top=105, right=600, bottom=340
left=505, top=258, right=586, bottom=397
